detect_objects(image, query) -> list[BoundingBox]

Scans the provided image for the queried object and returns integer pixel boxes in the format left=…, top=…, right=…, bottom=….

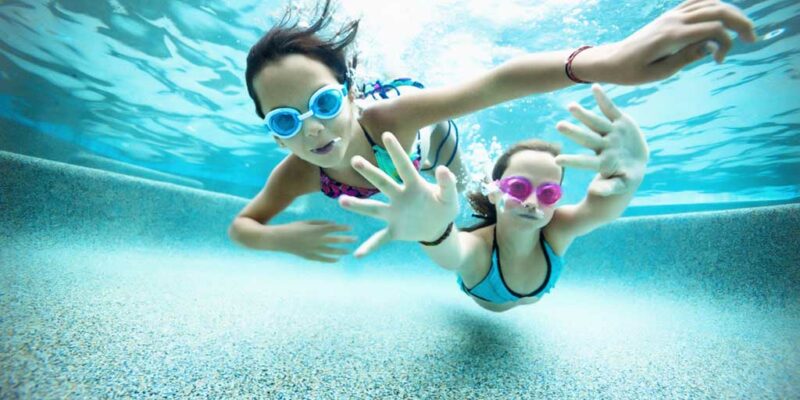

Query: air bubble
left=763, top=28, right=784, bottom=41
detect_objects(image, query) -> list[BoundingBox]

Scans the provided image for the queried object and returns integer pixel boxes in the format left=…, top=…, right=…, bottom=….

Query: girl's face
left=490, top=150, right=563, bottom=229
left=252, top=54, right=356, bottom=168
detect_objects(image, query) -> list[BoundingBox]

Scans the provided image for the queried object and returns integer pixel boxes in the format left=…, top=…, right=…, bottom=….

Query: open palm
left=338, top=132, right=460, bottom=257
left=555, top=84, right=649, bottom=196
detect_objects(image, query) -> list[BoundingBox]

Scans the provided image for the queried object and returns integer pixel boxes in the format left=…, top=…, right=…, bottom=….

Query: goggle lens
left=505, top=178, right=533, bottom=201
left=264, top=83, right=347, bottom=139
left=312, top=90, right=342, bottom=117
left=495, top=176, right=562, bottom=206
left=536, top=183, right=562, bottom=206
left=271, top=112, right=299, bottom=135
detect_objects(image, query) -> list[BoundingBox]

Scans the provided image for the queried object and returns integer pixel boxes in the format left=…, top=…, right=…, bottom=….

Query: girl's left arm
left=370, top=0, right=755, bottom=133
left=546, top=85, right=649, bottom=253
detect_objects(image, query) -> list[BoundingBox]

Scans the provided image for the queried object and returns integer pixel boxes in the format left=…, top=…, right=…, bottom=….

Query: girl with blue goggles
left=264, top=82, right=348, bottom=139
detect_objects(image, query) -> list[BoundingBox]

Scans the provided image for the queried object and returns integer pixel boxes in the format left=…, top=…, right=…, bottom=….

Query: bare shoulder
left=360, top=91, right=425, bottom=151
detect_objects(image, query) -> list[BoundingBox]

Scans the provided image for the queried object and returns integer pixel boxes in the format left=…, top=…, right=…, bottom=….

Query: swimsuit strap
left=361, top=78, right=425, bottom=100
left=357, top=119, right=420, bottom=184
left=358, top=120, right=379, bottom=147
left=493, top=226, right=553, bottom=299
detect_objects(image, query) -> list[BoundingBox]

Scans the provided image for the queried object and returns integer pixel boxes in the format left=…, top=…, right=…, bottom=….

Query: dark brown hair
left=463, top=139, right=564, bottom=232
left=245, top=0, right=359, bottom=118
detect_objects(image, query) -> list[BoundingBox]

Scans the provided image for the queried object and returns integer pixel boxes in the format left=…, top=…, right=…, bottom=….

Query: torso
left=458, top=224, right=557, bottom=311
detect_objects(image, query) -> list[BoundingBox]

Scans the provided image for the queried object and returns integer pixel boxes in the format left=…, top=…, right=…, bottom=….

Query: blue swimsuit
left=457, top=229, right=564, bottom=304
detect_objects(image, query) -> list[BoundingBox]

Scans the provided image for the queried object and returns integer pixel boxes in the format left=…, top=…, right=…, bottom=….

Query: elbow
left=227, top=218, right=242, bottom=244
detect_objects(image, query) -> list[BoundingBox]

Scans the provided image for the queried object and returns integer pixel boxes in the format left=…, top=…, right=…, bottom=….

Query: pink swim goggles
left=491, top=176, right=562, bottom=207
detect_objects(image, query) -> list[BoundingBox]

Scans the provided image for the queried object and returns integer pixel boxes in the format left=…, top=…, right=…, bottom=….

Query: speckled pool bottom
left=2, top=151, right=798, bottom=398
left=2, top=241, right=798, bottom=399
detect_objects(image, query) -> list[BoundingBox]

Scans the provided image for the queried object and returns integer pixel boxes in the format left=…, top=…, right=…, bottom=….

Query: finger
left=354, top=228, right=392, bottom=258
left=677, top=19, right=733, bottom=62
left=351, top=155, right=402, bottom=197
left=305, top=253, right=340, bottom=263
left=555, top=154, right=602, bottom=171
left=319, top=223, right=352, bottom=233
left=435, top=166, right=459, bottom=205
left=589, top=177, right=628, bottom=197
left=591, top=84, right=622, bottom=121
left=307, top=220, right=337, bottom=225
left=556, top=121, right=606, bottom=151
left=323, top=235, right=358, bottom=244
left=382, top=131, right=421, bottom=185
left=647, top=40, right=715, bottom=78
left=682, top=3, right=757, bottom=42
left=567, top=102, right=613, bottom=134
left=338, top=195, right=389, bottom=220
left=680, top=0, right=718, bottom=12
left=319, top=246, right=351, bottom=256
left=677, top=0, right=708, bottom=10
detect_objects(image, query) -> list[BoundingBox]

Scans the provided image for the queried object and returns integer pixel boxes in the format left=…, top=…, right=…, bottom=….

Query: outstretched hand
left=338, top=132, right=460, bottom=258
left=599, top=0, right=757, bottom=84
left=555, top=85, right=649, bottom=197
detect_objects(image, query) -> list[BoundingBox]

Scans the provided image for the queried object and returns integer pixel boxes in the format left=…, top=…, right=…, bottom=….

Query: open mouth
left=311, top=138, right=340, bottom=155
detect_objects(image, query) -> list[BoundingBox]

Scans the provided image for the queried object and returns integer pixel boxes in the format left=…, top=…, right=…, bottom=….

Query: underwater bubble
left=762, top=28, right=784, bottom=41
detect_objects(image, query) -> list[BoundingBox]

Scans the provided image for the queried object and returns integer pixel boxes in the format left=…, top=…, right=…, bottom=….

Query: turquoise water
left=2, top=2, right=799, bottom=397
left=1, top=0, right=799, bottom=212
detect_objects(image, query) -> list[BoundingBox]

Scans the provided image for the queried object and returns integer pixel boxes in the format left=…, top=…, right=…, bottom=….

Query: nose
left=302, top=117, right=325, bottom=137
left=521, top=196, right=539, bottom=210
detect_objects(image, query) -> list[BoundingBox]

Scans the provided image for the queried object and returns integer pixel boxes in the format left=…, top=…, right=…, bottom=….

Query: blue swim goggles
left=264, top=82, right=349, bottom=139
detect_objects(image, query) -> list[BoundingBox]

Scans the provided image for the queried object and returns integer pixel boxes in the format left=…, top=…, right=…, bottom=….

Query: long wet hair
left=463, top=140, right=564, bottom=232
left=245, top=0, right=359, bottom=119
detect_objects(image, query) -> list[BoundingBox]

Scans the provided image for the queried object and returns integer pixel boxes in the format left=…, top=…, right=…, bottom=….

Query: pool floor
left=2, top=151, right=798, bottom=398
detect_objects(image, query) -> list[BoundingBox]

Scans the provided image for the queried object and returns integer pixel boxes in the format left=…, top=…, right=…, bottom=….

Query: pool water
left=2, top=0, right=799, bottom=398
left=0, top=0, right=798, bottom=211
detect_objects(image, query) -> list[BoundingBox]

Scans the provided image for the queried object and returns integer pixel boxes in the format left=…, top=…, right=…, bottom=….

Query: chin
left=313, top=143, right=347, bottom=168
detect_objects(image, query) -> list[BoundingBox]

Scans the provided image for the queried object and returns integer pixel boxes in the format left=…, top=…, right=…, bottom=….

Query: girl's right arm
left=417, top=226, right=486, bottom=273
left=228, top=155, right=356, bottom=263
left=367, top=0, right=755, bottom=135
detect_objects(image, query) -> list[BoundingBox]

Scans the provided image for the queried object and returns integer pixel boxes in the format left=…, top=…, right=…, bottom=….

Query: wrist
left=570, top=44, right=616, bottom=84
left=419, top=222, right=454, bottom=247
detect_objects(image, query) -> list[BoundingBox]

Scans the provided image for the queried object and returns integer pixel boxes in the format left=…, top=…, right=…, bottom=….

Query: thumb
left=649, top=40, right=714, bottom=79
left=354, top=228, right=392, bottom=258
left=435, top=166, right=458, bottom=204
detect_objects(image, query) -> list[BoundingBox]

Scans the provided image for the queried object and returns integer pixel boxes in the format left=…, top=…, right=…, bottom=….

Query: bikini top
left=458, top=228, right=565, bottom=304
left=319, top=122, right=420, bottom=199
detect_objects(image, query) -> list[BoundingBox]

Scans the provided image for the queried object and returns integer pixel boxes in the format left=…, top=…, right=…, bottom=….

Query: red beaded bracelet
left=565, top=45, right=593, bottom=84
